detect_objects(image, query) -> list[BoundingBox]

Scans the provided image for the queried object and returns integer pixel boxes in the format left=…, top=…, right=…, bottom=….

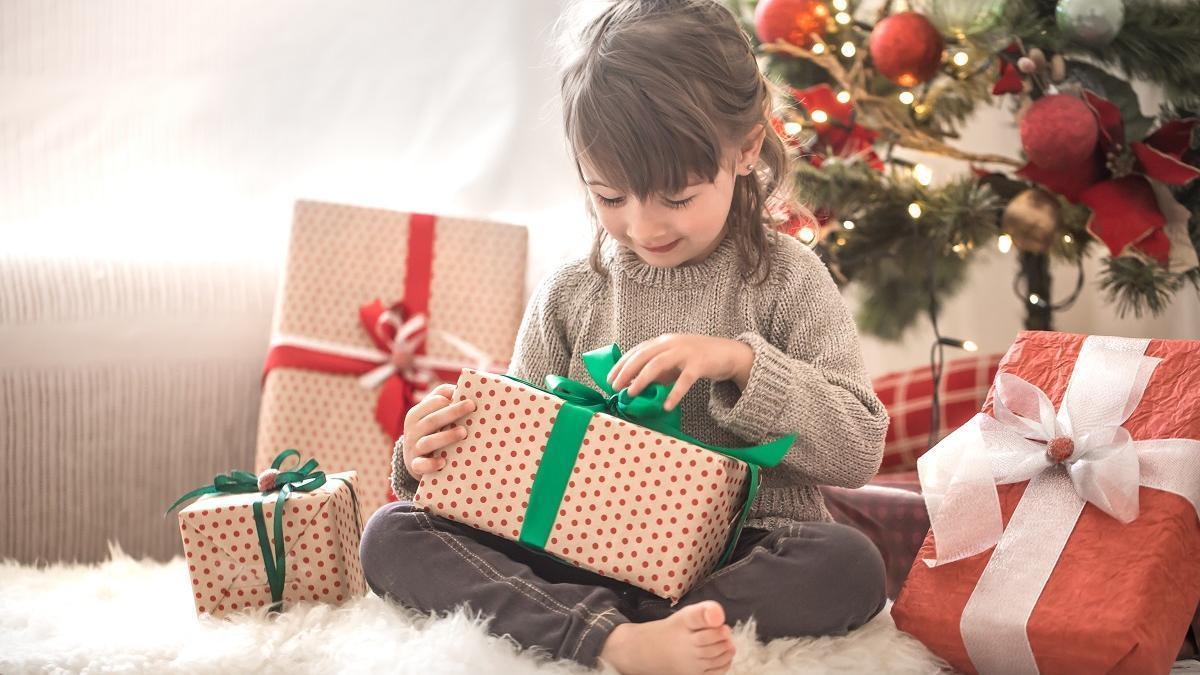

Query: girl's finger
left=410, top=454, right=446, bottom=476
left=627, top=351, right=678, bottom=397
left=611, top=341, right=666, bottom=391
left=663, top=368, right=698, bottom=411
left=411, top=425, right=469, bottom=458
left=420, top=397, right=477, bottom=434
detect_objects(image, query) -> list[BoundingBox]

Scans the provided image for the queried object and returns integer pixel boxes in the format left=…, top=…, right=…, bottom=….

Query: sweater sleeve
left=389, top=263, right=580, bottom=501
left=706, top=243, right=888, bottom=489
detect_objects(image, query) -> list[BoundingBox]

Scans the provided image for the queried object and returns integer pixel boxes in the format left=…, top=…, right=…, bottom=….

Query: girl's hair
left=554, top=0, right=797, bottom=285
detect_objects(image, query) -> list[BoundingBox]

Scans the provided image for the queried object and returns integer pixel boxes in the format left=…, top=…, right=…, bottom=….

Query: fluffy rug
left=0, top=543, right=950, bottom=674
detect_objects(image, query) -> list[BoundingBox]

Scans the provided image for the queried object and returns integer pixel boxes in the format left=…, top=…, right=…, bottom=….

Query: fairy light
left=835, top=11, right=852, bottom=24
left=952, top=243, right=965, bottom=254
left=798, top=226, right=817, bottom=243
left=836, top=90, right=851, bottom=104
left=812, top=42, right=826, bottom=54
left=913, top=163, right=933, bottom=186
left=842, top=219, right=855, bottom=230
left=1063, top=234, right=1074, bottom=243
left=836, top=237, right=847, bottom=246
left=938, top=337, right=978, bottom=352
left=952, top=51, right=970, bottom=67
left=997, top=234, right=1013, bottom=253
left=783, top=121, right=802, bottom=135
left=898, top=91, right=915, bottom=105
left=1029, top=293, right=1047, bottom=307
left=840, top=41, right=856, bottom=57
left=832, top=0, right=848, bottom=10
left=907, top=202, right=922, bottom=219
left=811, top=109, right=829, bottom=124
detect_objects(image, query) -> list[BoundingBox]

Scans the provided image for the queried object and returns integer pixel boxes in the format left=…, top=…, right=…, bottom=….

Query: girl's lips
left=643, top=239, right=680, bottom=253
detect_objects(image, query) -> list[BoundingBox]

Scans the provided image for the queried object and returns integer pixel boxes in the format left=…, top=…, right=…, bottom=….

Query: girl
left=360, top=1, right=889, bottom=673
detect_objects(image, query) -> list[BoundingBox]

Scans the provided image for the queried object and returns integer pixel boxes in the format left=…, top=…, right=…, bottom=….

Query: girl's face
left=580, top=126, right=764, bottom=268
left=582, top=161, right=736, bottom=268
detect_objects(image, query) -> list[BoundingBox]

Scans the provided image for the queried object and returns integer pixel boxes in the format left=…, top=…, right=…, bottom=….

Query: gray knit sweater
left=393, top=232, right=888, bottom=528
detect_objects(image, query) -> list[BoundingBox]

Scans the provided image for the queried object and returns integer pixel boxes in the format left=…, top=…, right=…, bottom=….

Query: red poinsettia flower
left=992, top=43, right=1024, bottom=96
left=1017, top=90, right=1200, bottom=264
left=792, top=84, right=884, bottom=171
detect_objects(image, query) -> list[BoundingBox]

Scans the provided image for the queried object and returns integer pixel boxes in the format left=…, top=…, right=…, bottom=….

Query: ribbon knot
left=1045, top=436, right=1074, bottom=463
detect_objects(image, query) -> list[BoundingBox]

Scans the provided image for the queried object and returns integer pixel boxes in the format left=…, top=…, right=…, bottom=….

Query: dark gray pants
left=359, top=501, right=887, bottom=668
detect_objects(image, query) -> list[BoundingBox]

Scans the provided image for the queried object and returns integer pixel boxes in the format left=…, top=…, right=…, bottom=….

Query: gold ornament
left=1003, top=188, right=1063, bottom=253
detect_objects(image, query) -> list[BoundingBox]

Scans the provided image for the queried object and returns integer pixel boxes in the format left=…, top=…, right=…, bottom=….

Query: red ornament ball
left=868, top=12, right=944, bottom=86
left=754, top=0, right=830, bottom=49
left=1019, top=94, right=1099, bottom=171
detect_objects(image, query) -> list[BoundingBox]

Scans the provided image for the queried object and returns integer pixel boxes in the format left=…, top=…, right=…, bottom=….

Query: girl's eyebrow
left=584, top=179, right=704, bottom=189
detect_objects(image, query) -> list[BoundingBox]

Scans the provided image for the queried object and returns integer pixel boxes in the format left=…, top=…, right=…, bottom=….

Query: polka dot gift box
left=255, top=201, right=527, bottom=522
left=413, top=344, right=796, bottom=603
left=167, top=450, right=367, bottom=618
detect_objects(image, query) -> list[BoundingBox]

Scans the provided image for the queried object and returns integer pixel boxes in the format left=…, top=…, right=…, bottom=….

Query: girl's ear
left=736, top=123, right=766, bottom=175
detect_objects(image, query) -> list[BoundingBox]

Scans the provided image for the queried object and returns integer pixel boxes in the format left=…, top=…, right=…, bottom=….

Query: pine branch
left=1099, top=255, right=1187, bottom=318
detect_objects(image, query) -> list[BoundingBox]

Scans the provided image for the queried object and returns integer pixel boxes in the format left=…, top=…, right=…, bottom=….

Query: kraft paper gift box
left=891, top=331, right=1200, bottom=675
left=413, top=344, right=796, bottom=603
left=167, top=450, right=366, bottom=618
left=255, top=200, right=527, bottom=520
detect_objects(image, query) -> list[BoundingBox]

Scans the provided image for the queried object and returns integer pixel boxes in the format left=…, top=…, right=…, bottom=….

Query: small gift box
left=166, top=449, right=367, bottom=618
left=413, top=344, right=796, bottom=602
left=255, top=201, right=527, bottom=519
left=891, top=331, right=1200, bottom=675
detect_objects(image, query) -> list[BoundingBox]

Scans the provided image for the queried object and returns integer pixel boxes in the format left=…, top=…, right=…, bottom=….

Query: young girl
left=360, top=1, right=889, bottom=672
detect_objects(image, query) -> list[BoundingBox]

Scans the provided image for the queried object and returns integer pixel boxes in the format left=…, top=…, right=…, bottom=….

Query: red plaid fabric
left=872, top=353, right=1003, bottom=473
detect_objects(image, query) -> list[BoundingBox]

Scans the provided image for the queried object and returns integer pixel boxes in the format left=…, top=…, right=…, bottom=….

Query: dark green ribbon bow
left=502, top=343, right=796, bottom=568
left=164, top=449, right=361, bottom=613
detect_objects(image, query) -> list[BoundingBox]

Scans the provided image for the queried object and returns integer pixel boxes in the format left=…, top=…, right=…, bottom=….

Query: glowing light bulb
left=811, top=109, right=829, bottom=123
left=840, top=41, right=856, bottom=57
left=832, top=0, right=848, bottom=10
left=997, top=234, right=1013, bottom=253
left=952, top=51, right=970, bottom=67
left=898, top=91, right=915, bottom=105
left=835, top=11, right=851, bottom=24
left=836, top=90, right=851, bottom=104
left=963, top=340, right=979, bottom=352
left=1063, top=234, right=1074, bottom=243
left=913, top=163, right=933, bottom=186
left=952, top=243, right=965, bottom=253
left=783, top=121, right=802, bottom=135
left=798, top=226, right=817, bottom=243
left=907, top=202, right=922, bottom=219
left=1029, top=293, right=1041, bottom=305
left=812, top=43, right=826, bottom=54
left=842, top=219, right=855, bottom=230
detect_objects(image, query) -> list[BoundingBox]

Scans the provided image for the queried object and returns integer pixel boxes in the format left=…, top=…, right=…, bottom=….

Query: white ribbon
left=915, top=335, right=1200, bottom=675
left=269, top=311, right=497, bottom=397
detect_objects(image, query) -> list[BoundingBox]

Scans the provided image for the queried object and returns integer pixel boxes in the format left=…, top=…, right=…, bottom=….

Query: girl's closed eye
left=595, top=194, right=696, bottom=210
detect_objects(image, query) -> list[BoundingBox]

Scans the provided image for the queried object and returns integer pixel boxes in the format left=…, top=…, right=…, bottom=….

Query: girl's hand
left=605, top=334, right=753, bottom=411
left=401, top=382, right=477, bottom=480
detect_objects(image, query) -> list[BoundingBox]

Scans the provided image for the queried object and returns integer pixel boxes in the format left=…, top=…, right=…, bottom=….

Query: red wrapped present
left=873, top=353, right=1002, bottom=474
left=255, top=201, right=527, bottom=518
left=892, top=331, right=1200, bottom=675
left=413, top=344, right=796, bottom=603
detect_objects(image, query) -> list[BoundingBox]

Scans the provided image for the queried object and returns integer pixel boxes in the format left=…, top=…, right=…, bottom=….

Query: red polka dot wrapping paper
left=176, top=471, right=366, bottom=618
left=254, top=201, right=528, bottom=521
left=412, top=370, right=752, bottom=603
left=891, top=331, right=1200, bottom=675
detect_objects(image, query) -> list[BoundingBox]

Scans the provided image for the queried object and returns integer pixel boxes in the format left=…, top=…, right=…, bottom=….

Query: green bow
left=501, top=343, right=795, bottom=569
left=165, top=449, right=361, bottom=613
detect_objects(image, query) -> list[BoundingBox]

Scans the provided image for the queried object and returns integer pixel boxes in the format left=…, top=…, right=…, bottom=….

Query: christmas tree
left=728, top=0, right=1200, bottom=342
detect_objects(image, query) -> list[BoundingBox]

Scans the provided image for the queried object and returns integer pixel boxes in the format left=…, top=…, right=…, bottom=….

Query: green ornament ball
left=1056, top=0, right=1124, bottom=47
left=911, top=0, right=1006, bottom=38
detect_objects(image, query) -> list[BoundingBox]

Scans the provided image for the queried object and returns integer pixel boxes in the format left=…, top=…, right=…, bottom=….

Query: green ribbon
left=165, top=449, right=362, bottom=613
left=503, top=343, right=795, bottom=568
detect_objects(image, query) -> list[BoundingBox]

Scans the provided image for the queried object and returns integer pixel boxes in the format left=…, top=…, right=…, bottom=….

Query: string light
left=798, top=226, right=817, bottom=243
left=952, top=51, right=970, bottom=67
left=842, top=219, right=855, bottom=230
left=835, top=11, right=852, bottom=24
left=913, top=163, right=933, bottom=186
left=898, top=91, right=915, bottom=105
left=783, top=121, right=802, bottom=135
left=811, top=109, right=829, bottom=124
left=1029, top=293, right=1048, bottom=308
left=840, top=41, right=856, bottom=57
left=939, top=337, right=978, bottom=352
left=836, top=237, right=847, bottom=246
left=997, top=233, right=1013, bottom=253
left=907, top=202, right=922, bottom=219
left=832, top=0, right=848, bottom=10
left=836, top=90, right=851, bottom=104
left=1063, top=234, right=1074, bottom=243
left=952, top=243, right=965, bottom=253
left=812, top=43, right=826, bottom=54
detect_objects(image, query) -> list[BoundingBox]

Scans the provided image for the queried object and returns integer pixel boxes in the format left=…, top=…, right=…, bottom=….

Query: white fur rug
left=0, top=543, right=949, bottom=674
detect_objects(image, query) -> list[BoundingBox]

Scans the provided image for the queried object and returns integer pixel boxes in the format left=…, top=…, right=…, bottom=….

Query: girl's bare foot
left=598, top=600, right=735, bottom=675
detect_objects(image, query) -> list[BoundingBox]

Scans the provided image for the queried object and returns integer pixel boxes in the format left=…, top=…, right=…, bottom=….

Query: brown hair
left=555, top=0, right=796, bottom=285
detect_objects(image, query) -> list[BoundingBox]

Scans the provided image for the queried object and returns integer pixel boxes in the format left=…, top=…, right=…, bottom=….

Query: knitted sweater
left=393, top=232, right=889, bottom=529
